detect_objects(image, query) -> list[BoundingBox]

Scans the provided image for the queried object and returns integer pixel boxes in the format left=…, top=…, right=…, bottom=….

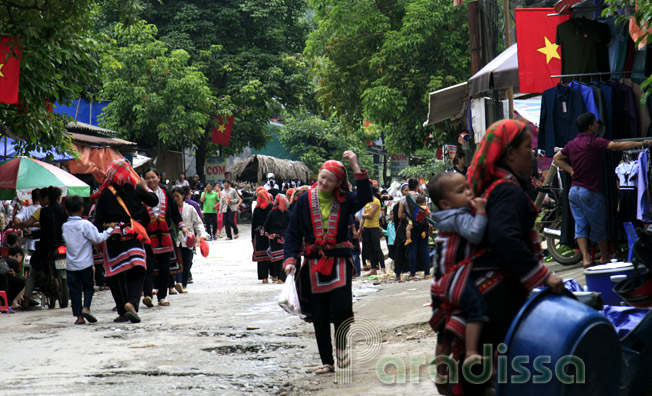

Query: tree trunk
left=195, top=125, right=212, bottom=183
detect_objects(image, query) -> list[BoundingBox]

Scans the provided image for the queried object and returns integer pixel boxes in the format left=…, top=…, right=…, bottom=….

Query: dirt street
left=2, top=224, right=587, bottom=395
left=0, top=224, right=451, bottom=396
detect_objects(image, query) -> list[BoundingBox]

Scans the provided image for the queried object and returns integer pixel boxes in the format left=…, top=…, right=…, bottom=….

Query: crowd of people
left=0, top=163, right=253, bottom=325
left=0, top=119, right=606, bottom=395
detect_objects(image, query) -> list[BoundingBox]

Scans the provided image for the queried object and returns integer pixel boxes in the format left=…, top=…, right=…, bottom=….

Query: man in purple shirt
left=554, top=113, right=651, bottom=268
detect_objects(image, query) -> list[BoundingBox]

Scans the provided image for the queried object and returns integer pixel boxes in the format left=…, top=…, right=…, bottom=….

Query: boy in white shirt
left=62, top=196, right=116, bottom=325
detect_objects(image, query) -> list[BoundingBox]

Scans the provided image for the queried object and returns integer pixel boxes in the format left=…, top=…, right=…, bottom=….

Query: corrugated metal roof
left=66, top=131, right=136, bottom=146
left=66, top=121, right=120, bottom=135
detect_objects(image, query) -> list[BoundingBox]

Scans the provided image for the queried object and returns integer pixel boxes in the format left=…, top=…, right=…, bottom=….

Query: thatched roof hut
left=227, top=154, right=313, bottom=184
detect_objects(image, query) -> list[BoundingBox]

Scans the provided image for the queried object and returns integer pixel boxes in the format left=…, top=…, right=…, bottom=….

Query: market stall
left=227, top=154, right=312, bottom=184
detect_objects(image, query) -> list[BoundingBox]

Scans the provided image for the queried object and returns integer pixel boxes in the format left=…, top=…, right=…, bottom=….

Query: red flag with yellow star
left=0, top=36, right=22, bottom=104
left=211, top=115, right=234, bottom=146
left=515, top=9, right=569, bottom=93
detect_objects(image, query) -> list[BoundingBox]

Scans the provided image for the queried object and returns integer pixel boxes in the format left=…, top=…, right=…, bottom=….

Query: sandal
left=114, top=315, right=129, bottom=323
left=82, top=311, right=98, bottom=323
left=337, top=353, right=350, bottom=369
left=314, top=364, right=335, bottom=374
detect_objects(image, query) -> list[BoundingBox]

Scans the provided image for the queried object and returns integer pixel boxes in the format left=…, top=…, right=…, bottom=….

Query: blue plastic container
left=584, top=262, right=635, bottom=306
left=496, top=290, right=621, bottom=396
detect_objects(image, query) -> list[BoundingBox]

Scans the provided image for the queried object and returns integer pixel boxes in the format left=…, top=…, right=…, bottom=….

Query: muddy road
left=1, top=224, right=449, bottom=395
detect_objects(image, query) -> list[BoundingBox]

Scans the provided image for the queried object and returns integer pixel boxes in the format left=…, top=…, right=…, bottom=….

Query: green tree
left=0, top=1, right=113, bottom=157
left=142, top=0, right=313, bottom=181
left=306, top=0, right=470, bottom=155
left=279, top=109, right=376, bottom=176
left=99, top=21, right=214, bottom=159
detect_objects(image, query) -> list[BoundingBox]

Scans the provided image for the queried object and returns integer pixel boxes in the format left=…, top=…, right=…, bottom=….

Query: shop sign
left=390, top=154, right=409, bottom=178
left=204, top=158, right=227, bottom=186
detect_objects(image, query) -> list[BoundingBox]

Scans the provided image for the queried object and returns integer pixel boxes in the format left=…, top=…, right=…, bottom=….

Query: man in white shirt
left=13, top=188, right=42, bottom=252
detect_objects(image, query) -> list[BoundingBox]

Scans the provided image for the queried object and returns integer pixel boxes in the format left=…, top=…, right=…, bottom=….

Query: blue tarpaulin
left=601, top=306, right=651, bottom=337
left=54, top=99, right=108, bottom=126
left=0, top=137, right=75, bottom=162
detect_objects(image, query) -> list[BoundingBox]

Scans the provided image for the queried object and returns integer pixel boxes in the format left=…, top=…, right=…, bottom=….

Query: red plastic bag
left=199, top=238, right=209, bottom=258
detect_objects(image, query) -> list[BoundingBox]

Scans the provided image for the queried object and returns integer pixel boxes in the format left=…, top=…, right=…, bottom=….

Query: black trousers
left=302, top=262, right=354, bottom=366
left=362, top=227, right=385, bottom=269
left=223, top=208, right=239, bottom=238
left=0, top=274, right=25, bottom=304
left=67, top=266, right=94, bottom=316
left=144, top=250, right=171, bottom=300
left=257, top=260, right=270, bottom=280
left=94, top=263, right=106, bottom=287
left=106, top=266, right=146, bottom=316
left=179, top=247, right=193, bottom=287
left=204, top=213, right=218, bottom=237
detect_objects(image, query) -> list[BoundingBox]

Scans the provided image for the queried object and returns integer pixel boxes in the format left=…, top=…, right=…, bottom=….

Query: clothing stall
left=532, top=5, right=652, bottom=243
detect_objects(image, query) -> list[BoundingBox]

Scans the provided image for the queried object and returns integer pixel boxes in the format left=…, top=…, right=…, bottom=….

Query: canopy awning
left=422, top=82, right=468, bottom=127
left=468, top=44, right=519, bottom=96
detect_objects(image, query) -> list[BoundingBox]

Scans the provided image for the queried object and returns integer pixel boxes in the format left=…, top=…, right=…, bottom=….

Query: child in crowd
left=62, top=195, right=116, bottom=325
left=404, top=195, right=430, bottom=245
left=427, top=172, right=488, bottom=365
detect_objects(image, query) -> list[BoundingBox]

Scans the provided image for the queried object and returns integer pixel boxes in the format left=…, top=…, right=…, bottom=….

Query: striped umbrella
left=0, top=156, right=90, bottom=200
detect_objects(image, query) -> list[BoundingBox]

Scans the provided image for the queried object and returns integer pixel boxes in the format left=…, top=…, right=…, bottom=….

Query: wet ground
left=0, top=225, right=586, bottom=396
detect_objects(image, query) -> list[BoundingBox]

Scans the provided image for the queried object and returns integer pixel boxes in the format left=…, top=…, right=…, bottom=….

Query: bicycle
left=534, top=161, right=583, bottom=265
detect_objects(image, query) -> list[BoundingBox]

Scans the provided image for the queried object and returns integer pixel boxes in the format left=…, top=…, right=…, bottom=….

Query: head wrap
left=467, top=119, right=527, bottom=196
left=97, top=158, right=139, bottom=195
left=291, top=185, right=309, bottom=203
left=255, top=186, right=273, bottom=210
left=106, top=158, right=138, bottom=187
left=274, top=194, right=290, bottom=213
left=285, top=188, right=295, bottom=203
left=318, top=160, right=349, bottom=203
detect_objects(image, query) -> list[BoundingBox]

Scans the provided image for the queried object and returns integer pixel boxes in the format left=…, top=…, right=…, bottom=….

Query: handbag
left=108, top=186, right=150, bottom=243
left=0, top=259, right=11, bottom=275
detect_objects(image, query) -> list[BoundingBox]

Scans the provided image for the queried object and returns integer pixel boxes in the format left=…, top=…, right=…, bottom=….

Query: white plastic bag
left=278, top=274, right=302, bottom=316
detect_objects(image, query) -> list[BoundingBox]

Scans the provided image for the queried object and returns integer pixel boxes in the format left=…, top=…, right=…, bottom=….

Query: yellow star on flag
left=537, top=36, right=561, bottom=64
left=217, top=123, right=226, bottom=133
left=0, top=63, right=4, bottom=78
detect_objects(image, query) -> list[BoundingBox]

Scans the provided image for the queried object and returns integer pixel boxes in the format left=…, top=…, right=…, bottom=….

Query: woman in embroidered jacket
left=251, top=187, right=273, bottom=284
left=94, top=159, right=159, bottom=323
left=172, top=186, right=209, bottom=292
left=142, top=168, right=187, bottom=307
left=264, top=194, right=291, bottom=284
left=283, top=150, right=372, bottom=374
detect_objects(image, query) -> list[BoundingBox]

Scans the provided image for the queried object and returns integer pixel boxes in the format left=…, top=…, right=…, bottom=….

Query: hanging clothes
left=607, top=16, right=629, bottom=78
left=620, top=78, right=651, bottom=137
left=539, top=84, right=587, bottom=156
left=569, top=81, right=600, bottom=121
left=556, top=17, right=612, bottom=82
left=637, top=151, right=652, bottom=222
left=616, top=159, right=639, bottom=228
left=594, top=82, right=614, bottom=140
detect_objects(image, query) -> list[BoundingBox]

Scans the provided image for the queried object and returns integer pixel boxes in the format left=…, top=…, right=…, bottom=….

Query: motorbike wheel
left=57, top=272, right=69, bottom=308
left=545, top=220, right=583, bottom=265
left=47, top=280, right=58, bottom=309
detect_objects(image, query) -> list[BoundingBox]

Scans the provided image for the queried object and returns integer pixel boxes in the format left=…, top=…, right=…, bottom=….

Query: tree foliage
left=306, top=0, right=470, bottom=155
left=99, top=21, right=213, bottom=153
left=0, top=0, right=110, bottom=157
left=278, top=109, right=376, bottom=175
left=142, top=0, right=314, bottom=180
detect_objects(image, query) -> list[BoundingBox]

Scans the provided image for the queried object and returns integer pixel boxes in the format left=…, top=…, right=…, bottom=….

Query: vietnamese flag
left=515, top=9, right=569, bottom=93
left=0, top=36, right=21, bottom=104
left=211, top=115, right=234, bottom=146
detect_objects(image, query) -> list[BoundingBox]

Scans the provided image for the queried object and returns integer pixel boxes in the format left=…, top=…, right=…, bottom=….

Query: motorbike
left=237, top=189, right=254, bottom=223
left=39, top=244, right=69, bottom=309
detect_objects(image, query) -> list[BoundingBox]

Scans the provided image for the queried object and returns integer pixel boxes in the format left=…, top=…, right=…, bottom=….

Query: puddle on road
left=202, top=342, right=304, bottom=355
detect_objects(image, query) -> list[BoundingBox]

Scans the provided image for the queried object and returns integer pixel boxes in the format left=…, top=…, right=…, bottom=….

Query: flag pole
left=504, top=0, right=514, bottom=119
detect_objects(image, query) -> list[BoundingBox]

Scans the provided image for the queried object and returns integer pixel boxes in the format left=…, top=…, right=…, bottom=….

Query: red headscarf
left=97, top=158, right=139, bottom=195
left=467, top=119, right=527, bottom=196
left=318, top=160, right=349, bottom=203
left=255, top=186, right=273, bottom=210
left=285, top=188, right=295, bottom=203
left=274, top=194, right=290, bottom=212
